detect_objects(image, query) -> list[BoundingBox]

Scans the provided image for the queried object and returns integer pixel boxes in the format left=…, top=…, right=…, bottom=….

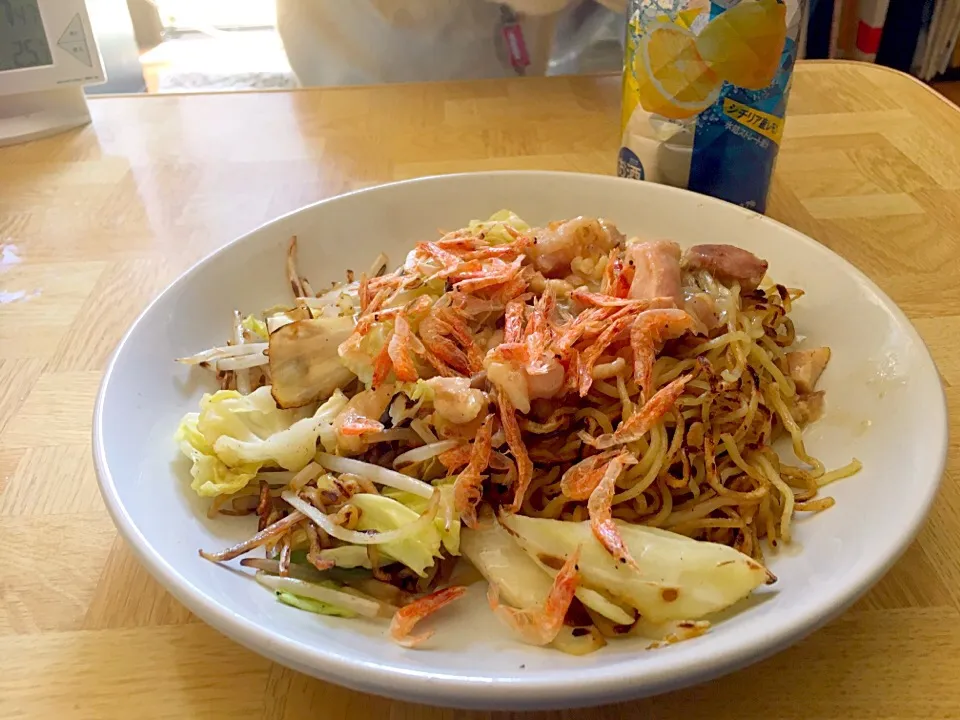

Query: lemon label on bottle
left=722, top=97, right=784, bottom=144
left=618, top=0, right=803, bottom=214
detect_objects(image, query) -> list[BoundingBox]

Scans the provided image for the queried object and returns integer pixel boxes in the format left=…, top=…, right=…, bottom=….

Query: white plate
left=93, top=172, right=947, bottom=710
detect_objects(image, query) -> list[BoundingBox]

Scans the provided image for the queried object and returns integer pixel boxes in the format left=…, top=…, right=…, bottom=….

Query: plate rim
left=92, top=170, right=949, bottom=709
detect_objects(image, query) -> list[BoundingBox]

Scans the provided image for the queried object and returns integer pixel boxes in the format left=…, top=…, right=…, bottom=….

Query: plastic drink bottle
left=617, top=0, right=805, bottom=214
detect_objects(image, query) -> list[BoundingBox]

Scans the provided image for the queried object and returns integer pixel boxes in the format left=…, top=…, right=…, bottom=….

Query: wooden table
left=2, top=60, right=959, bottom=719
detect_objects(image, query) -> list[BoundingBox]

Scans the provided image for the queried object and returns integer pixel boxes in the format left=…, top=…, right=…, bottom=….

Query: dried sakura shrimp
left=390, top=586, right=468, bottom=648
left=487, top=547, right=582, bottom=646
left=587, top=453, right=638, bottom=568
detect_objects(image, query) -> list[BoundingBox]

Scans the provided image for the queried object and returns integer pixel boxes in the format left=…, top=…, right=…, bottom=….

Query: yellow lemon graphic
left=621, top=63, right=641, bottom=131
left=633, top=21, right=721, bottom=121
left=696, top=0, right=787, bottom=90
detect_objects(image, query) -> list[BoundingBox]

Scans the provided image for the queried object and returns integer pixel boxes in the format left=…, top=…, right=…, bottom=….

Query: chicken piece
left=792, top=391, right=825, bottom=426
left=527, top=217, right=624, bottom=277
left=626, top=240, right=683, bottom=306
left=682, top=244, right=768, bottom=291
left=786, top=347, right=831, bottom=394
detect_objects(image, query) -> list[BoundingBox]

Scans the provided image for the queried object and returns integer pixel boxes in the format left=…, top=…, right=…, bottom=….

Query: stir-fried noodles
left=175, top=211, right=859, bottom=652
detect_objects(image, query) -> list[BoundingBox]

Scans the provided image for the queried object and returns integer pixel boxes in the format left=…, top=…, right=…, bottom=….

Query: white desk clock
left=0, top=0, right=105, bottom=147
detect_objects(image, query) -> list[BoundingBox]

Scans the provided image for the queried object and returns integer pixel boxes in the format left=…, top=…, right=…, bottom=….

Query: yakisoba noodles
left=175, top=211, right=859, bottom=652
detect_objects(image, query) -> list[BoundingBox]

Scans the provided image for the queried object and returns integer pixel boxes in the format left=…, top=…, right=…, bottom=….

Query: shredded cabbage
left=382, top=277, right=446, bottom=310
left=386, top=483, right=460, bottom=556
left=207, top=387, right=346, bottom=469
left=348, top=493, right=442, bottom=576
left=175, top=413, right=260, bottom=497
left=499, top=515, right=769, bottom=623
left=241, top=314, right=269, bottom=340
left=175, top=386, right=347, bottom=497
left=339, top=320, right=392, bottom=387
left=276, top=589, right=357, bottom=618
left=318, top=546, right=373, bottom=569
left=406, top=379, right=434, bottom=404
left=468, top=210, right=530, bottom=246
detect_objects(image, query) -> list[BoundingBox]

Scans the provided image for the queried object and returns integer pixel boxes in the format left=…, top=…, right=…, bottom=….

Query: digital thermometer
left=0, top=0, right=105, bottom=147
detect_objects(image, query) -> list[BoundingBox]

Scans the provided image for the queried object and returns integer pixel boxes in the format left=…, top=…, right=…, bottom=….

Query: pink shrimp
left=442, top=259, right=487, bottom=282
left=419, top=311, right=471, bottom=375
left=420, top=346, right=459, bottom=378
left=434, top=307, right=485, bottom=373
left=454, top=256, right=524, bottom=294
left=493, top=274, right=530, bottom=304
left=487, top=546, right=581, bottom=646
left=630, top=308, right=696, bottom=400
left=560, top=449, right=636, bottom=501
left=387, top=311, right=420, bottom=382
left=577, top=313, right=635, bottom=397
left=600, top=247, right=635, bottom=298
left=439, top=444, right=473, bottom=473
left=390, top=586, right=467, bottom=648
left=571, top=288, right=675, bottom=310
left=523, top=289, right=557, bottom=376
left=485, top=339, right=529, bottom=367
left=586, top=374, right=693, bottom=450
left=453, top=414, right=494, bottom=528
left=504, top=299, right=526, bottom=344
left=370, top=336, right=394, bottom=388
left=334, top=385, right=395, bottom=452
left=420, top=242, right=463, bottom=271
left=500, top=389, right=534, bottom=514
left=337, top=409, right=384, bottom=437
left=358, top=272, right=371, bottom=313
left=587, top=453, right=637, bottom=568
left=552, top=306, right=608, bottom=357
left=463, top=235, right=532, bottom=262
left=433, top=233, right=478, bottom=252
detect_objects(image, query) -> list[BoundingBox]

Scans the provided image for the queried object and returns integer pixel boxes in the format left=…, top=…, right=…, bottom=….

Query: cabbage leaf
left=207, top=386, right=347, bottom=469
left=175, top=386, right=348, bottom=497
left=339, top=320, right=392, bottom=388
left=499, top=515, right=770, bottom=623
left=275, top=589, right=357, bottom=618
left=468, top=210, right=530, bottom=245
left=387, top=484, right=460, bottom=556
left=175, top=413, right=260, bottom=497
left=349, top=493, right=441, bottom=576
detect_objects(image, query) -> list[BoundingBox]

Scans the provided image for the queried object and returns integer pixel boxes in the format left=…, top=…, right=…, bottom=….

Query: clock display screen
left=0, top=0, right=53, bottom=71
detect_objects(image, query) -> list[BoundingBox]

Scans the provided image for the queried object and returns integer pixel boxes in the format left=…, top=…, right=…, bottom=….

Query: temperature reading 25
left=10, top=37, right=42, bottom=67
left=0, top=0, right=54, bottom=71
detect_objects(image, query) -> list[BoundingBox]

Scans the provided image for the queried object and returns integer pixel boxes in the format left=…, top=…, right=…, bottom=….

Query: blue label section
left=688, top=4, right=798, bottom=214
left=617, top=147, right=645, bottom=180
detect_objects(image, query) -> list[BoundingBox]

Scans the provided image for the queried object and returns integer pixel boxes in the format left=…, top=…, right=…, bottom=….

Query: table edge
left=802, top=59, right=960, bottom=117
left=81, top=59, right=955, bottom=111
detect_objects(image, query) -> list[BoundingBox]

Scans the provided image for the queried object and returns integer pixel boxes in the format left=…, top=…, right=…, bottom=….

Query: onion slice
left=255, top=573, right=379, bottom=618
left=316, top=452, right=434, bottom=498
left=282, top=490, right=440, bottom=546
left=393, top=440, right=461, bottom=468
